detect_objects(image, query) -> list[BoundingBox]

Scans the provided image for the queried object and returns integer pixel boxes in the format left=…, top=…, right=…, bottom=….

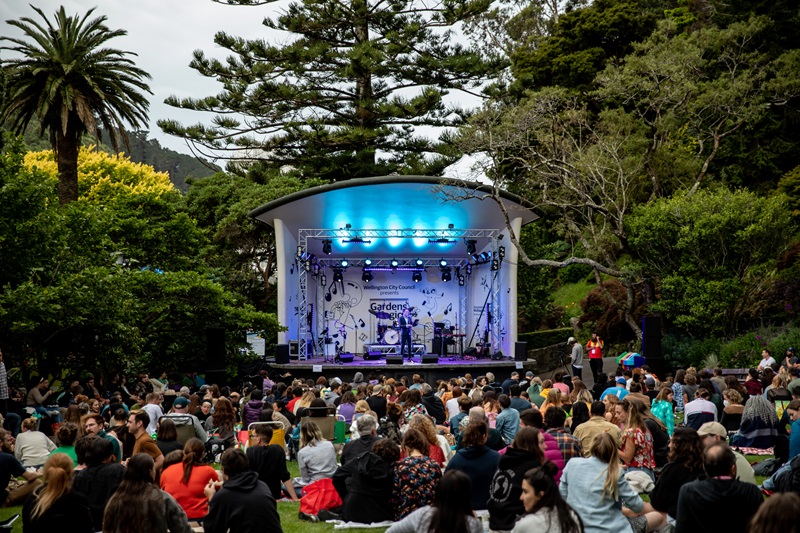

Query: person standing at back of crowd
left=586, top=332, right=604, bottom=382
left=567, top=337, right=584, bottom=381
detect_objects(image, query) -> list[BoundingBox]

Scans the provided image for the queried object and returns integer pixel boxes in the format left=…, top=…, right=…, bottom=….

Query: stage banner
left=369, top=298, right=409, bottom=322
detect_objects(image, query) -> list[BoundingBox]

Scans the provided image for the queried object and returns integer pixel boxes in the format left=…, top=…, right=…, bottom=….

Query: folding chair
left=300, top=406, right=338, bottom=441
left=163, top=415, right=196, bottom=445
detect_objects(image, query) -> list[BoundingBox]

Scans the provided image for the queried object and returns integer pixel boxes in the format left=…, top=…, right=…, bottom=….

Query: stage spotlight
left=296, top=245, right=304, bottom=259
left=362, top=270, right=373, bottom=283
left=320, top=274, right=327, bottom=286
left=364, top=258, right=372, bottom=266
left=415, top=258, right=424, bottom=267
left=441, top=268, right=452, bottom=282
left=465, top=239, right=477, bottom=255
left=340, top=259, right=349, bottom=268
left=465, top=264, right=472, bottom=275
left=458, top=275, right=465, bottom=286
left=439, top=259, right=447, bottom=267
left=322, top=239, right=332, bottom=255
left=333, top=268, right=343, bottom=283
left=499, top=246, right=506, bottom=260
left=391, top=258, right=399, bottom=267
left=491, top=259, right=499, bottom=271
left=412, top=271, right=422, bottom=283
left=313, top=263, right=320, bottom=275
left=304, top=261, right=311, bottom=272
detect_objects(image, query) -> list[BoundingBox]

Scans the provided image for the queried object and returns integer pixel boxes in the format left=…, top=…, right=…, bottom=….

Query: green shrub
left=518, top=327, right=574, bottom=349
left=662, top=335, right=722, bottom=369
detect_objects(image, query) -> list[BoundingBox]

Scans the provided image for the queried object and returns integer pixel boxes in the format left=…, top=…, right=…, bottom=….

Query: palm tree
left=1, top=6, right=151, bottom=205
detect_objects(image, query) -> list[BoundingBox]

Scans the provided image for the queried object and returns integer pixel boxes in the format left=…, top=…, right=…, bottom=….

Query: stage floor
left=268, top=353, right=537, bottom=382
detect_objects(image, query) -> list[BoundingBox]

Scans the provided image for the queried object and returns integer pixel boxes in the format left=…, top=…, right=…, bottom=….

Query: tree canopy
left=1, top=6, right=152, bottom=205
left=159, top=0, right=503, bottom=179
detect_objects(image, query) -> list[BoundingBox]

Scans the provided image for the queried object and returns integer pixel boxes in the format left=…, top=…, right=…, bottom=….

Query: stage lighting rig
left=441, top=267, right=452, bottom=282
left=412, top=271, right=422, bottom=283
left=322, top=239, right=332, bottom=255
left=362, top=270, right=373, bottom=283
left=333, top=268, right=343, bottom=283
left=499, top=246, right=506, bottom=260
left=340, top=259, right=349, bottom=268
left=465, top=239, right=477, bottom=255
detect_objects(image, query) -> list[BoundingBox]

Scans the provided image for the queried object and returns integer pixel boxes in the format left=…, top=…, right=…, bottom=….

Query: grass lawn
left=0, top=453, right=771, bottom=533
left=551, top=279, right=596, bottom=318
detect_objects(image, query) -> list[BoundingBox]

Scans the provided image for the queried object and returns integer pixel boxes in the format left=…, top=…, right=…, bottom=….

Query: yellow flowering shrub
left=24, top=146, right=177, bottom=203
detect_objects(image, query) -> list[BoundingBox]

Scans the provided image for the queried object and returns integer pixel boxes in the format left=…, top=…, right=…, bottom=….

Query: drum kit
left=369, top=309, right=419, bottom=345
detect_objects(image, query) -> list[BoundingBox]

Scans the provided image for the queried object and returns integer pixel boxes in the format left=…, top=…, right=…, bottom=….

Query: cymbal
left=372, top=311, right=392, bottom=319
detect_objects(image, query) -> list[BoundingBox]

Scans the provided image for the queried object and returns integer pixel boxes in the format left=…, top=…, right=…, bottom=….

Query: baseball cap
left=526, top=371, right=534, bottom=378
left=173, top=396, right=190, bottom=408
left=371, top=385, right=383, bottom=396
left=697, top=422, right=727, bottom=438
left=567, top=337, right=575, bottom=344
left=645, top=377, right=656, bottom=387
left=616, top=377, right=626, bottom=385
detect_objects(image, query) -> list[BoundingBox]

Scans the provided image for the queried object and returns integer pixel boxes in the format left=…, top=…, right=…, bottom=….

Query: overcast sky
left=0, top=0, right=286, bottom=155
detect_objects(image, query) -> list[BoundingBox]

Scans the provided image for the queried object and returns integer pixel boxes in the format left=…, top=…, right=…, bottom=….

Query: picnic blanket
left=326, top=520, right=394, bottom=529
left=734, top=446, right=774, bottom=456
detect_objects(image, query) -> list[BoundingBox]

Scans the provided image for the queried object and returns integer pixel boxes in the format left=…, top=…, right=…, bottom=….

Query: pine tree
left=159, top=0, right=502, bottom=180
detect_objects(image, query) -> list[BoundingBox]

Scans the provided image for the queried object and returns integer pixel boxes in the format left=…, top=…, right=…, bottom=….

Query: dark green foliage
left=159, top=0, right=502, bottom=180
left=0, top=137, right=281, bottom=380
left=509, top=0, right=665, bottom=93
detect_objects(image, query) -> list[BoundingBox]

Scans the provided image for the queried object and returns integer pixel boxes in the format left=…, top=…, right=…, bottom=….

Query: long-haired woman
left=512, top=462, right=583, bottom=533
left=569, top=402, right=591, bottom=434
left=205, top=397, right=236, bottom=447
left=541, top=389, right=564, bottom=417
left=293, top=420, right=337, bottom=490
left=22, top=453, right=92, bottom=532
left=392, top=428, right=443, bottom=520
left=614, top=398, right=656, bottom=481
left=159, top=438, right=219, bottom=521
left=407, top=415, right=446, bottom=467
left=386, top=469, right=481, bottom=533
left=488, top=427, right=546, bottom=531
left=649, top=427, right=704, bottom=522
left=731, top=394, right=779, bottom=449
left=721, top=388, right=745, bottom=432
left=103, top=453, right=192, bottom=532
left=650, top=387, right=675, bottom=437
left=559, top=432, right=663, bottom=533
left=155, top=418, right=184, bottom=457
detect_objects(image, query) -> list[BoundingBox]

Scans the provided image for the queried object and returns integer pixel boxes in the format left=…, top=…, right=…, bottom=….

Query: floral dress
left=671, top=382, right=684, bottom=412
left=622, top=427, right=656, bottom=471
left=392, top=455, right=442, bottom=520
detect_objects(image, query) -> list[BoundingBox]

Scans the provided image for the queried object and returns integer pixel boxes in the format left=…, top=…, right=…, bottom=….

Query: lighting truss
left=301, top=228, right=501, bottom=240
left=315, top=258, right=470, bottom=269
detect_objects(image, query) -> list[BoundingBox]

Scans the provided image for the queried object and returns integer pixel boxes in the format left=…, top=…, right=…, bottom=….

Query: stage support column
left=274, top=218, right=294, bottom=345
left=505, top=217, right=523, bottom=358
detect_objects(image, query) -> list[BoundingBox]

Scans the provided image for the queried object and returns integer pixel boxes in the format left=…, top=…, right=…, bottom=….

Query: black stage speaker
left=386, top=355, right=404, bottom=364
left=642, top=316, right=664, bottom=375
left=422, top=354, right=439, bottom=364
left=464, top=347, right=477, bottom=357
left=205, top=328, right=226, bottom=368
left=276, top=344, right=290, bottom=364
left=364, top=351, right=382, bottom=361
left=515, top=341, right=528, bottom=362
left=338, top=352, right=354, bottom=363
left=491, top=351, right=505, bottom=360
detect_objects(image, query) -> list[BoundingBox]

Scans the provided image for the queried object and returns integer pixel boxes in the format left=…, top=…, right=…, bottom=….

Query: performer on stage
left=398, top=308, right=413, bottom=360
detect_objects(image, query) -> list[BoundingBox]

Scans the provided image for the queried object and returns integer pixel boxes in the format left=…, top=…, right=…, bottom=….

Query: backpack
left=204, top=436, right=229, bottom=463
left=775, top=455, right=800, bottom=493
left=378, top=417, right=401, bottom=445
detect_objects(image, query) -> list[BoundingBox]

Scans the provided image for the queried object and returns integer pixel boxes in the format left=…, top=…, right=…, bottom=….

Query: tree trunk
left=56, top=128, right=80, bottom=205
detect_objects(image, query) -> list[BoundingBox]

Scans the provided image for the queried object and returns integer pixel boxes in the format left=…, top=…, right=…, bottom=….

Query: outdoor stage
left=268, top=352, right=538, bottom=384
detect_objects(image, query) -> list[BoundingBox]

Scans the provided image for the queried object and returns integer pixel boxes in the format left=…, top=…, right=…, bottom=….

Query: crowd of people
left=1, top=344, right=800, bottom=532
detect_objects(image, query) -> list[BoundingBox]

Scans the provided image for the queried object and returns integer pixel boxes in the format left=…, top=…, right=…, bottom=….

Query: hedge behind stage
left=518, top=327, right=574, bottom=349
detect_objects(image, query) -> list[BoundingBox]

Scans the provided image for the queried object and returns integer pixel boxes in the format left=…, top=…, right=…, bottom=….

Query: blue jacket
left=445, top=446, right=500, bottom=510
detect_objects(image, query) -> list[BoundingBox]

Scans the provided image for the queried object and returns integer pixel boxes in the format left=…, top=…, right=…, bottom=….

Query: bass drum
left=382, top=328, right=399, bottom=345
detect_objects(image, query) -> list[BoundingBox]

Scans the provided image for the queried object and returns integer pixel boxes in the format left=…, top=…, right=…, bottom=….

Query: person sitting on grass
left=22, top=452, right=92, bottom=532
left=203, top=448, right=283, bottom=533
left=331, top=437, right=401, bottom=523
left=386, top=470, right=483, bottom=533
left=246, top=424, right=299, bottom=501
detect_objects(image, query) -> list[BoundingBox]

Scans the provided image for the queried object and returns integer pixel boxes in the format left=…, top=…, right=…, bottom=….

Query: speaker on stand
left=515, top=342, right=528, bottom=362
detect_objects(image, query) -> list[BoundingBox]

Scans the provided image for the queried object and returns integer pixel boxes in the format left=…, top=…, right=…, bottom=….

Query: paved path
left=540, top=356, right=620, bottom=389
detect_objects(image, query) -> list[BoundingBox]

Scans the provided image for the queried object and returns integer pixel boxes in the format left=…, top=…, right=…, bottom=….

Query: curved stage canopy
left=249, top=176, right=539, bottom=363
